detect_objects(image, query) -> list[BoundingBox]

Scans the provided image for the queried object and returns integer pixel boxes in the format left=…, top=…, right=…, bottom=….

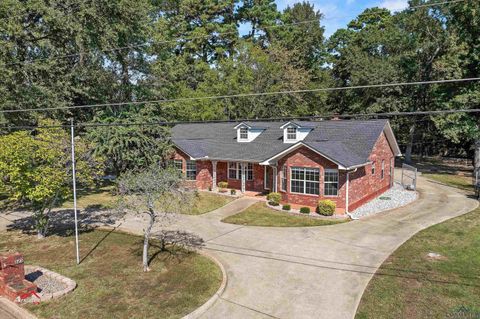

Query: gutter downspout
left=345, top=168, right=360, bottom=220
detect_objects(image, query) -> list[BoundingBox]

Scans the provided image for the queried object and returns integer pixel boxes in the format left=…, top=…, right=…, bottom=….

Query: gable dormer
left=234, top=122, right=264, bottom=143
left=280, top=122, right=313, bottom=143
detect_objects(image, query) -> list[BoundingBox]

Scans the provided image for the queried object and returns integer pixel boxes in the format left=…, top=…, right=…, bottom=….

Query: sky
left=275, top=0, right=409, bottom=37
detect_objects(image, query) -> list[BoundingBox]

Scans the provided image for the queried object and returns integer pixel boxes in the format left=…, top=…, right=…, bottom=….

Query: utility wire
left=1, top=108, right=479, bottom=130
left=1, top=0, right=468, bottom=66
left=1, top=77, right=479, bottom=114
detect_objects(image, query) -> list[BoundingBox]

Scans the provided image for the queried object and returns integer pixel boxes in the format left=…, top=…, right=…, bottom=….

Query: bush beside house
left=218, top=181, right=228, bottom=193
left=267, top=192, right=281, bottom=206
left=317, top=200, right=336, bottom=216
left=300, top=207, right=310, bottom=214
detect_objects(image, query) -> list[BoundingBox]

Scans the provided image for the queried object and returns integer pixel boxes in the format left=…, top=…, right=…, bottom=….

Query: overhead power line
left=1, top=108, right=479, bottom=130
left=1, top=77, right=479, bottom=114
left=2, top=0, right=468, bottom=66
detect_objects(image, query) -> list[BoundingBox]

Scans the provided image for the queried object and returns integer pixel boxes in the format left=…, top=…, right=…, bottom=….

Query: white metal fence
left=401, top=163, right=417, bottom=191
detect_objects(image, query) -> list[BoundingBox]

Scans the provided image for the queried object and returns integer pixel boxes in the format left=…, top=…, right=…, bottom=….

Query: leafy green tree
left=0, top=120, right=103, bottom=238
left=87, top=107, right=172, bottom=175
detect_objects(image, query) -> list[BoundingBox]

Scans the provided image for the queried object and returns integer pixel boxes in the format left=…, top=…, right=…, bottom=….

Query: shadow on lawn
left=7, top=208, right=120, bottom=237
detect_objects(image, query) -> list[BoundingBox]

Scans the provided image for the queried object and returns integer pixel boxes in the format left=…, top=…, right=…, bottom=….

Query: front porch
left=209, top=160, right=278, bottom=194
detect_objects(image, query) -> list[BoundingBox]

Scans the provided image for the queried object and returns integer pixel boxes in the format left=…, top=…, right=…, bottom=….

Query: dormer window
left=234, top=122, right=265, bottom=142
left=280, top=121, right=314, bottom=143
left=286, top=127, right=297, bottom=141
left=239, top=127, right=249, bottom=141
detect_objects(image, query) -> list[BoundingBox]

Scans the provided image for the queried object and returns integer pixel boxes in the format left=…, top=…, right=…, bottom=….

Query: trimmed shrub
left=218, top=181, right=228, bottom=193
left=282, top=204, right=291, bottom=211
left=317, top=199, right=336, bottom=216
left=230, top=189, right=236, bottom=195
left=266, top=192, right=281, bottom=206
left=300, top=207, right=310, bottom=214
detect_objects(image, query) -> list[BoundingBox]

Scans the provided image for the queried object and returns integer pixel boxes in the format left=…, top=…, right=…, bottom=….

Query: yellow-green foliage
left=218, top=181, right=228, bottom=189
left=0, top=120, right=104, bottom=207
left=317, top=199, right=336, bottom=216
left=267, top=192, right=281, bottom=205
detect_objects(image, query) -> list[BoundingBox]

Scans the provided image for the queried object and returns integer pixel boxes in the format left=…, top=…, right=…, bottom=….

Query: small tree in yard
left=117, top=166, right=195, bottom=272
left=0, top=121, right=103, bottom=238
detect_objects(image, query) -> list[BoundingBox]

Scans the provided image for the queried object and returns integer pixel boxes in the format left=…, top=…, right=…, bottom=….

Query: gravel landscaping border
left=266, top=202, right=348, bottom=220
left=23, top=265, right=77, bottom=303
left=349, top=182, right=418, bottom=219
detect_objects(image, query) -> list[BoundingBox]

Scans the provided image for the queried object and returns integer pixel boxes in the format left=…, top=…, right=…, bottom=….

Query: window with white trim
left=381, top=160, right=385, bottom=179
left=239, top=127, right=248, bottom=140
left=286, top=127, right=297, bottom=140
left=324, top=169, right=339, bottom=196
left=186, top=160, right=196, bottom=180
left=290, top=167, right=319, bottom=195
left=228, top=162, right=237, bottom=179
left=169, top=159, right=183, bottom=173
left=371, top=162, right=376, bottom=175
left=281, top=165, right=287, bottom=192
left=228, top=162, right=253, bottom=180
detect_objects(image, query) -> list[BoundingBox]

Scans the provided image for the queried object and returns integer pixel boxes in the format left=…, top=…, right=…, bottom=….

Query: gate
left=401, top=163, right=417, bottom=191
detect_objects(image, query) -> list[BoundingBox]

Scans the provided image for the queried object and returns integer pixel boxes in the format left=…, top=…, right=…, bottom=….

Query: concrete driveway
left=0, top=175, right=477, bottom=319
left=114, top=175, right=478, bottom=319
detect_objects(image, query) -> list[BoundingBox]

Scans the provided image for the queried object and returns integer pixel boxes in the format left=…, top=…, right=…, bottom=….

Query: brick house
left=170, top=120, right=401, bottom=214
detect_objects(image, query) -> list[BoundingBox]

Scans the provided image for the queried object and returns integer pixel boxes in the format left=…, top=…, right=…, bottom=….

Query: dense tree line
left=0, top=0, right=478, bottom=168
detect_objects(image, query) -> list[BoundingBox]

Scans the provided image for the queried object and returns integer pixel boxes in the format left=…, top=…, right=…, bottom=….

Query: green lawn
left=222, top=202, right=348, bottom=227
left=0, top=229, right=222, bottom=319
left=423, top=173, right=474, bottom=191
left=62, top=188, right=233, bottom=215
left=187, top=192, right=235, bottom=215
left=356, top=207, right=480, bottom=319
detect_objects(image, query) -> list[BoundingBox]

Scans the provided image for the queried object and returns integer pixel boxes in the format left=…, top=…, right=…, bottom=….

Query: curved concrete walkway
left=0, top=175, right=477, bottom=319
left=115, top=175, right=478, bottom=319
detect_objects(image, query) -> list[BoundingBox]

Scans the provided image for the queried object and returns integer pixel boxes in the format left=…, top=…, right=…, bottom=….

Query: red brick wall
left=347, top=132, right=395, bottom=211
left=276, top=146, right=347, bottom=212
left=173, top=130, right=395, bottom=214
left=223, top=163, right=265, bottom=192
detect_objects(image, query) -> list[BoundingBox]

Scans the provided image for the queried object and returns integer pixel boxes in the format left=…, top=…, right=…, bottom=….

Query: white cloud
left=379, top=0, right=408, bottom=12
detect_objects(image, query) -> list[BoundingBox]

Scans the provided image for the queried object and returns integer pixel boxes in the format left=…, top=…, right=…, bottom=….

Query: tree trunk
left=405, top=123, right=416, bottom=164
left=143, top=209, right=156, bottom=272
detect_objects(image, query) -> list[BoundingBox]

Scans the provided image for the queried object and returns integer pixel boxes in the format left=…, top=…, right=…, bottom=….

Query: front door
left=264, top=166, right=271, bottom=190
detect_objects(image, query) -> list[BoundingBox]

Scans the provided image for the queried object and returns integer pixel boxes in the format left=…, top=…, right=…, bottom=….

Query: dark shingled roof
left=171, top=119, right=393, bottom=168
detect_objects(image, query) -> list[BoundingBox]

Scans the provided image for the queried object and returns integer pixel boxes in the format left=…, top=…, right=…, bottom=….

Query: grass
left=0, top=229, right=222, bottom=319
left=423, top=173, right=474, bottom=191
left=356, top=207, right=480, bottom=319
left=62, top=187, right=233, bottom=215
left=222, top=202, right=348, bottom=227
left=61, top=186, right=115, bottom=210
left=187, top=192, right=234, bottom=215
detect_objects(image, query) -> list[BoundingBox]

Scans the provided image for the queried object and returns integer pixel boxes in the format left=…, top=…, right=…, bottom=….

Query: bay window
left=291, top=167, right=320, bottom=195
left=324, top=169, right=339, bottom=196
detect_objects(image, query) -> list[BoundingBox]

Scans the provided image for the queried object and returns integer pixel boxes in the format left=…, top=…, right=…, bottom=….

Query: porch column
left=241, top=163, right=246, bottom=193
left=346, top=171, right=350, bottom=214
left=272, top=166, right=278, bottom=192
left=212, top=161, right=217, bottom=191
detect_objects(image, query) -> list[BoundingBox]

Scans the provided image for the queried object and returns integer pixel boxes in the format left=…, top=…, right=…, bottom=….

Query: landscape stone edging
left=181, top=250, right=227, bottom=319
left=265, top=202, right=348, bottom=220
left=24, top=265, right=77, bottom=302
